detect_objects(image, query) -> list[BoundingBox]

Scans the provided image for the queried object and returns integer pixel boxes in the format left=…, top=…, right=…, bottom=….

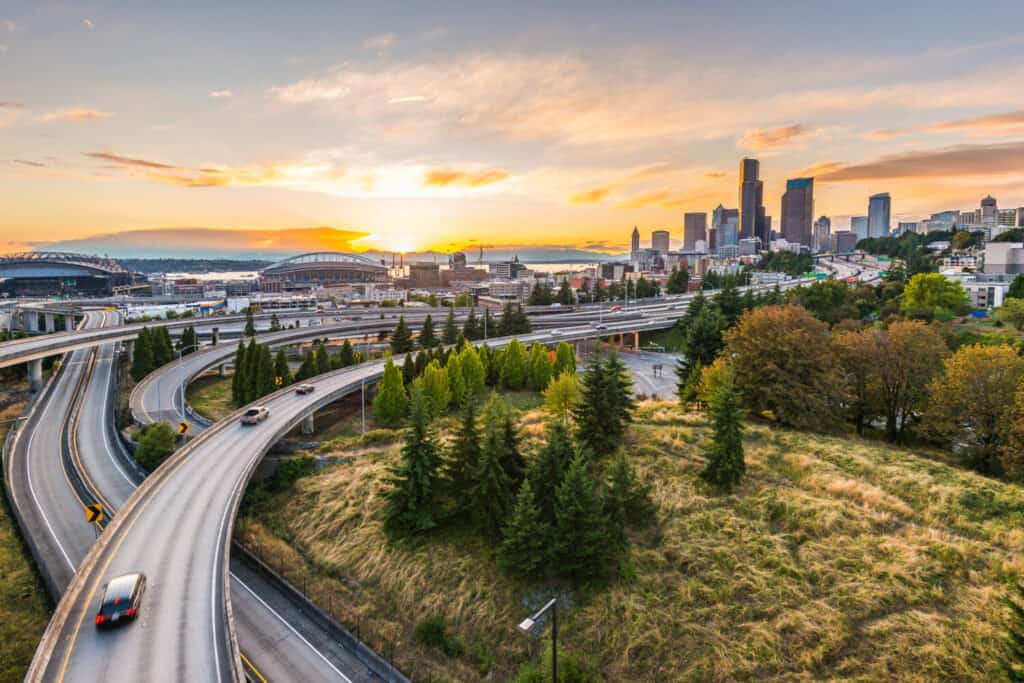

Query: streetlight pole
left=516, top=598, right=557, bottom=683
left=360, top=377, right=365, bottom=435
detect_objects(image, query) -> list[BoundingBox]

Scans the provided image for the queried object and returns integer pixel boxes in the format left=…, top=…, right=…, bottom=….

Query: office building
left=983, top=242, right=1024, bottom=274
left=868, top=193, right=891, bottom=237
left=781, top=177, right=814, bottom=247
left=408, top=262, right=442, bottom=287
left=981, top=195, right=998, bottom=227
left=739, top=158, right=766, bottom=246
left=832, top=231, right=858, bottom=253
left=631, top=226, right=640, bottom=256
left=851, top=216, right=869, bottom=240
left=738, top=237, right=760, bottom=256
left=813, top=216, right=831, bottom=253
left=652, top=230, right=671, bottom=254
left=683, top=213, right=707, bottom=251
left=489, top=258, right=526, bottom=280
left=1018, top=207, right=1024, bottom=227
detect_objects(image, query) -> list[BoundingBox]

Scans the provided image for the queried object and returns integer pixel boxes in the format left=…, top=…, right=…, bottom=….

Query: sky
left=3, top=0, right=1024, bottom=256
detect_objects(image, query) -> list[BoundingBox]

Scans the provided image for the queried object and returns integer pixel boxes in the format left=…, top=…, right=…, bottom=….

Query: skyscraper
left=631, top=225, right=640, bottom=254
left=867, top=193, right=891, bottom=237
left=683, top=213, right=707, bottom=250
left=981, top=195, right=998, bottom=227
left=712, top=204, right=740, bottom=248
left=851, top=216, right=869, bottom=239
left=652, top=230, right=670, bottom=254
left=813, top=216, right=831, bottom=253
left=739, top=158, right=766, bottom=246
left=781, top=177, right=814, bottom=247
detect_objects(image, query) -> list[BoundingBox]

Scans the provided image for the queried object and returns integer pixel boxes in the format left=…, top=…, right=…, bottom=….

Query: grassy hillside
left=237, top=400, right=1022, bottom=682
left=0, top=397, right=52, bottom=682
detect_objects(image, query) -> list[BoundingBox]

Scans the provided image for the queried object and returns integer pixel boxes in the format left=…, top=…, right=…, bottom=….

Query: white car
left=241, top=406, right=270, bottom=425
left=549, top=329, right=563, bottom=336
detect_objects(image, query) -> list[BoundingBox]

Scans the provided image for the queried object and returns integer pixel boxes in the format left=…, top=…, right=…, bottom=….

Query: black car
left=95, top=572, right=146, bottom=628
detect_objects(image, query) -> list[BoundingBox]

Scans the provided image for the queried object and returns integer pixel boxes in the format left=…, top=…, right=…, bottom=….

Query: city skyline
left=3, top=1, right=1024, bottom=255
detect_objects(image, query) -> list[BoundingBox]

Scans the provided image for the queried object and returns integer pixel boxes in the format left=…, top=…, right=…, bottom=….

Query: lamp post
left=516, top=598, right=557, bottom=682
left=177, top=342, right=201, bottom=421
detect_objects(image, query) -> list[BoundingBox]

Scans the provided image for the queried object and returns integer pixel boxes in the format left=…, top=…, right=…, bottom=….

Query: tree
left=244, top=308, right=256, bottom=337
left=445, top=401, right=480, bottom=513
left=442, top=308, right=459, bottom=346
left=666, top=265, right=690, bottom=294
left=390, top=316, right=414, bottom=354
left=675, top=358, right=702, bottom=407
left=315, top=342, right=331, bottom=375
left=419, top=314, right=437, bottom=349
left=294, top=349, right=317, bottom=382
left=998, top=299, right=1024, bottom=330
left=131, top=327, right=155, bottom=381
left=445, top=350, right=467, bottom=407
left=874, top=321, right=948, bottom=441
left=417, top=360, right=451, bottom=418
left=696, top=357, right=732, bottom=407
left=273, top=347, right=291, bottom=388
left=240, top=338, right=258, bottom=403
left=135, top=421, right=177, bottom=471
left=1008, top=275, right=1024, bottom=301
left=529, top=420, right=575, bottom=529
left=230, top=339, right=246, bottom=404
left=459, top=345, right=486, bottom=397
left=383, top=389, right=444, bottom=533
left=401, top=353, right=417, bottom=386
left=831, top=327, right=881, bottom=435
left=269, top=312, right=281, bottom=332
left=715, top=278, right=743, bottom=327
left=1002, top=581, right=1024, bottom=681
left=605, top=452, right=653, bottom=547
left=472, top=397, right=515, bottom=538
left=543, top=371, right=581, bottom=423
left=527, top=283, right=554, bottom=306
left=373, top=358, right=408, bottom=427
left=177, top=326, right=197, bottom=355
left=527, top=342, right=552, bottom=391
left=681, top=303, right=724, bottom=370
left=701, top=369, right=745, bottom=492
left=554, top=452, right=611, bottom=580
left=901, top=272, right=969, bottom=314
left=923, top=344, right=1024, bottom=475
left=462, top=308, right=481, bottom=341
left=255, top=344, right=276, bottom=397
left=557, top=280, right=574, bottom=305
left=500, top=339, right=528, bottom=389
left=151, top=326, right=173, bottom=368
left=573, top=353, right=635, bottom=457
left=724, top=305, right=844, bottom=430
left=498, top=479, right=550, bottom=577
left=552, top=341, right=576, bottom=376
left=337, top=339, right=356, bottom=367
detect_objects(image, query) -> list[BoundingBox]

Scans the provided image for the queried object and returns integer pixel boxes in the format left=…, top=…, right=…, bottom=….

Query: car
left=95, top=572, right=146, bottom=629
left=548, top=329, right=563, bottom=336
left=294, top=383, right=315, bottom=395
left=241, top=406, right=270, bottom=425
left=592, top=323, right=607, bottom=330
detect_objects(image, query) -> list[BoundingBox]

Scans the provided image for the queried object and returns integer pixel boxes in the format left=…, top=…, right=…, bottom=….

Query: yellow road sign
left=178, top=421, right=190, bottom=434
left=85, top=503, right=104, bottom=524
left=275, top=375, right=283, bottom=386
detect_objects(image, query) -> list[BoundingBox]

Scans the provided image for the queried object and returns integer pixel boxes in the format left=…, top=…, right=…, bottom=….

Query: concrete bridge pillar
left=633, top=330, right=640, bottom=349
left=28, top=358, right=43, bottom=393
left=44, top=314, right=55, bottom=333
left=211, top=327, right=219, bottom=346
left=301, top=413, right=315, bottom=435
left=218, top=363, right=226, bottom=377
left=25, top=312, right=38, bottom=333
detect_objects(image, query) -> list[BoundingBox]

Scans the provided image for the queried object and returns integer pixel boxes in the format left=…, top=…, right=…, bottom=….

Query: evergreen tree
left=445, top=400, right=480, bottom=514
left=151, top=326, right=174, bottom=367
left=498, top=303, right=516, bottom=336
left=176, top=326, right=197, bottom=355
left=666, top=265, right=690, bottom=294
left=605, top=453, right=654, bottom=547
left=244, top=308, right=256, bottom=337
left=482, top=308, right=494, bottom=340
left=1009, top=275, right=1024, bottom=301
left=498, top=479, right=550, bottom=577
left=462, top=308, right=481, bottom=341
left=557, top=280, right=574, bottom=305
left=701, top=370, right=745, bottom=492
left=513, top=304, right=532, bottom=334
left=269, top=312, right=281, bottom=332
left=294, top=349, right=317, bottom=382
left=446, top=350, right=467, bottom=407
left=255, top=344, right=276, bottom=398
left=442, top=308, right=459, bottom=346
left=554, top=452, right=612, bottom=580
left=373, top=357, right=409, bottom=427
left=419, top=314, right=437, bottom=349
left=230, top=339, right=246, bottom=403
left=716, top=278, right=743, bottom=327
left=480, top=393, right=526, bottom=489
left=241, top=338, right=259, bottom=403
left=315, top=342, right=331, bottom=375
left=1002, top=581, right=1024, bottom=681
left=383, top=388, right=444, bottom=533
left=274, top=347, right=291, bottom=388
left=338, top=339, right=356, bottom=367
left=676, top=358, right=703, bottom=406
left=500, top=339, right=528, bottom=389
left=472, top=402, right=514, bottom=538
left=390, top=316, right=414, bottom=354
left=527, top=341, right=552, bottom=391
left=682, top=304, right=724, bottom=370
left=529, top=420, right=574, bottom=526
left=459, top=345, right=486, bottom=397
left=552, top=341, right=576, bottom=377
left=401, top=353, right=417, bottom=386
left=131, top=327, right=155, bottom=381
left=418, top=360, right=451, bottom=418
left=573, top=353, right=635, bottom=457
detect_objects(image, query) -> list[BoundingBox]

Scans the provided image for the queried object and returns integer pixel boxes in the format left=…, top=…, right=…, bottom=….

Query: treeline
left=384, top=351, right=654, bottom=582
left=527, top=280, right=575, bottom=306
left=389, top=305, right=531, bottom=354
left=130, top=325, right=198, bottom=381
left=231, top=338, right=361, bottom=406
left=575, top=275, right=660, bottom=303
left=757, top=251, right=813, bottom=277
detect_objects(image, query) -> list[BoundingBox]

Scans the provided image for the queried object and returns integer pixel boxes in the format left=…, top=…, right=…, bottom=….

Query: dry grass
left=238, top=399, right=1022, bottom=682
left=185, top=373, right=234, bottom=421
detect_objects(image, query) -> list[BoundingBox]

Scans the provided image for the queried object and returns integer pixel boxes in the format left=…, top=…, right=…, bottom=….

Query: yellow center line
left=240, top=652, right=269, bottom=683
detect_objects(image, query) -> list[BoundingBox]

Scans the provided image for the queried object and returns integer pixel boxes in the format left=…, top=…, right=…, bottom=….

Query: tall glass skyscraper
left=867, top=193, right=891, bottom=237
left=781, top=177, right=814, bottom=247
left=739, top=158, right=766, bottom=247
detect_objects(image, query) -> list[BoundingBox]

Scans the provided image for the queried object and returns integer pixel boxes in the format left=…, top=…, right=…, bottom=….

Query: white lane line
left=96, top=354, right=135, bottom=488
left=233, top=577, right=353, bottom=683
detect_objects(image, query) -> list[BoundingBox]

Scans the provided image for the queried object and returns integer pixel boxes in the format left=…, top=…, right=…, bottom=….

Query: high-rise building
left=781, top=177, right=814, bottom=247
left=683, top=212, right=707, bottom=251
left=1018, top=207, right=1024, bottom=228
left=813, top=216, right=831, bottom=253
left=868, top=193, right=891, bottom=237
left=998, top=208, right=1018, bottom=227
left=832, top=231, right=858, bottom=253
left=739, top=158, right=766, bottom=247
left=651, top=230, right=670, bottom=254
left=981, top=195, right=998, bottom=227
left=851, top=215, right=869, bottom=240
left=630, top=226, right=640, bottom=255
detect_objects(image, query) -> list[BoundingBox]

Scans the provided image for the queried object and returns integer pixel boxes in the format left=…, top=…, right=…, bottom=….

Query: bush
left=134, top=421, right=177, bottom=471
left=269, top=456, right=316, bottom=492
left=511, top=644, right=603, bottom=683
left=414, top=615, right=465, bottom=658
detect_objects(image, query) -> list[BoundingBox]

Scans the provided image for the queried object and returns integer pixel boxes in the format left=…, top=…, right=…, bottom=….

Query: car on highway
left=294, top=383, right=315, bottom=395
left=592, top=322, right=608, bottom=330
left=95, top=572, right=146, bottom=629
left=241, top=406, right=270, bottom=425
left=548, top=329, right=563, bottom=336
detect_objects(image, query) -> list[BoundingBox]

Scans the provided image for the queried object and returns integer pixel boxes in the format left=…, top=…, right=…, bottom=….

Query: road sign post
left=85, top=503, right=104, bottom=525
left=178, top=421, right=190, bottom=435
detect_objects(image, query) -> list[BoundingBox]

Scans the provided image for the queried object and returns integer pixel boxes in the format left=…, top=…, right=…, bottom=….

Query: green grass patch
left=185, top=373, right=235, bottom=421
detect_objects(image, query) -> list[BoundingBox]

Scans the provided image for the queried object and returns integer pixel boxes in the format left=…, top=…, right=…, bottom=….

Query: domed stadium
left=0, top=252, right=133, bottom=296
left=259, top=252, right=389, bottom=292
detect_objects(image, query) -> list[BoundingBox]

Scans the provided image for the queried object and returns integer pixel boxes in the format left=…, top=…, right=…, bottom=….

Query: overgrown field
left=0, top=397, right=52, bottom=682
left=185, top=373, right=234, bottom=421
left=238, top=399, right=1022, bottom=681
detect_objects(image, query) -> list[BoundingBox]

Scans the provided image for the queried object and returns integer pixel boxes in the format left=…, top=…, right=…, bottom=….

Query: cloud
left=863, top=127, right=912, bottom=141
left=616, top=191, right=675, bottom=209
left=928, top=109, right=1024, bottom=136
left=13, top=159, right=46, bottom=167
left=388, top=95, right=427, bottom=104
left=422, top=168, right=508, bottom=188
left=569, top=187, right=611, bottom=204
left=82, top=19, right=94, bottom=29
left=704, top=171, right=727, bottom=179
left=0, top=101, right=24, bottom=109
left=209, top=89, right=233, bottom=98
left=738, top=123, right=811, bottom=151
left=817, top=141, right=1024, bottom=182
left=41, top=107, right=112, bottom=122
left=85, top=151, right=177, bottom=170
left=363, top=33, right=396, bottom=51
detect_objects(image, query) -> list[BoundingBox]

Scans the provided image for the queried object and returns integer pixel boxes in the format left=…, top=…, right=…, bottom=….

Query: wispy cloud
left=13, top=159, right=46, bottom=168
left=82, top=19, right=94, bottom=30
left=85, top=151, right=177, bottom=170
left=738, top=123, right=811, bottom=151
left=704, top=171, right=727, bottom=179
left=422, top=168, right=508, bottom=188
left=388, top=95, right=427, bottom=104
left=363, top=33, right=396, bottom=51
left=569, top=187, right=611, bottom=205
left=41, top=107, right=112, bottom=122
left=817, top=141, right=1024, bottom=182
left=863, top=127, right=911, bottom=141
left=928, top=109, right=1024, bottom=137
left=209, top=89, right=233, bottom=98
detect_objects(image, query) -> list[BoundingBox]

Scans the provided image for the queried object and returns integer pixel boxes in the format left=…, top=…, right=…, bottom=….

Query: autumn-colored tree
left=874, top=321, right=948, bottom=441
left=998, top=298, right=1024, bottom=331
left=832, top=327, right=882, bottom=435
left=724, top=304, right=844, bottom=430
left=543, top=370, right=581, bottom=422
left=923, top=344, right=1024, bottom=475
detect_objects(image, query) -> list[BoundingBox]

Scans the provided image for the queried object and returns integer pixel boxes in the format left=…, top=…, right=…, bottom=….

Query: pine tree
left=391, top=316, right=414, bottom=354
left=554, top=452, right=612, bottom=580
left=500, top=339, right=527, bottom=389
left=553, top=341, right=576, bottom=376
left=417, top=360, right=451, bottom=418
left=294, top=349, right=316, bottom=381
left=131, top=327, right=155, bottom=381
left=557, top=280, right=574, bottom=305
left=482, top=308, right=494, bottom=340
left=383, top=388, right=444, bottom=533
left=446, top=350, right=467, bottom=407
left=1002, top=581, right=1024, bottom=681
left=274, top=347, right=291, bottom=388
left=573, top=353, right=635, bottom=457
left=527, top=342, right=553, bottom=391
left=498, top=303, right=515, bottom=336
left=462, top=307, right=481, bottom=341
left=701, top=370, right=746, bottom=492
left=269, top=312, right=281, bottom=332
left=605, top=453, right=653, bottom=547
left=315, top=342, right=331, bottom=375
left=338, top=339, right=356, bottom=367
left=402, top=353, right=417, bottom=386
left=255, top=344, right=276, bottom=398
left=373, top=357, right=409, bottom=427
left=419, top=314, right=437, bottom=349
left=442, top=308, right=459, bottom=346
left=445, top=400, right=480, bottom=514
left=151, top=326, right=173, bottom=367
left=480, top=393, right=525, bottom=489
left=529, top=420, right=574, bottom=526
left=682, top=304, right=724, bottom=370
left=716, top=278, right=742, bottom=327
left=244, top=308, right=256, bottom=337
left=459, top=345, right=486, bottom=397
left=230, top=339, right=246, bottom=404
left=413, top=349, right=428, bottom=378
left=472, top=403, right=514, bottom=539
left=676, top=358, right=703, bottom=406
left=513, top=305, right=532, bottom=334
left=498, top=479, right=550, bottom=577
left=242, top=338, right=258, bottom=403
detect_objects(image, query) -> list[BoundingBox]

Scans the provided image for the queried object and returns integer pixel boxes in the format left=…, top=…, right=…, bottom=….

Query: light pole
left=360, top=377, right=365, bottom=435
left=177, top=342, right=201, bottom=421
left=517, top=598, right=557, bottom=682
